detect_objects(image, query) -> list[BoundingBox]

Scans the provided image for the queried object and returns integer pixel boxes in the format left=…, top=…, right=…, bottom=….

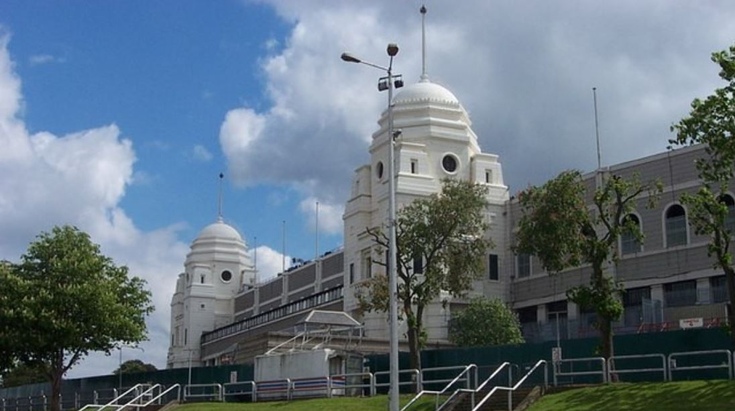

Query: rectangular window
left=711, top=275, right=729, bottom=303
left=485, top=169, right=493, bottom=184
left=411, top=159, right=418, bottom=174
left=349, top=263, right=355, bottom=284
left=413, top=255, right=423, bottom=274
left=488, top=254, right=499, bottom=280
left=184, top=328, right=188, bottom=345
left=664, top=280, right=697, bottom=307
left=516, top=254, right=531, bottom=278
left=362, top=253, right=372, bottom=279
left=623, top=287, right=651, bottom=307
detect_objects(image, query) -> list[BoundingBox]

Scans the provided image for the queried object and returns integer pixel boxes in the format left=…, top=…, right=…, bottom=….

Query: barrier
left=223, top=381, right=255, bottom=402
left=472, top=360, right=547, bottom=411
left=331, top=372, right=375, bottom=397
left=254, top=378, right=292, bottom=401
left=437, top=362, right=511, bottom=411
left=184, top=383, right=223, bottom=402
left=553, top=357, right=606, bottom=386
left=401, top=364, right=477, bottom=411
left=667, top=350, right=732, bottom=381
left=608, top=354, right=667, bottom=382
left=374, top=369, right=421, bottom=394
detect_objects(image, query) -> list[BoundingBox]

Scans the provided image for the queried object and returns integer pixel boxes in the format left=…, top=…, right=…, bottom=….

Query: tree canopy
left=357, top=179, right=491, bottom=370
left=0, top=225, right=154, bottom=411
left=449, top=298, right=524, bottom=347
left=113, top=359, right=158, bottom=375
left=669, top=44, right=735, bottom=342
left=515, top=170, right=660, bottom=359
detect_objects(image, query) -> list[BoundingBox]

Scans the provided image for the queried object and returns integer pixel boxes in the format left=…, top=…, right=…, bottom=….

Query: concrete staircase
left=442, top=386, right=538, bottom=411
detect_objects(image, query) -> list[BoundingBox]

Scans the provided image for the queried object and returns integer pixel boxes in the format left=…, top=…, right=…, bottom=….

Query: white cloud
left=252, top=245, right=289, bottom=283
left=192, top=144, right=213, bottom=162
left=299, top=197, right=343, bottom=236
left=221, top=0, right=735, bottom=212
left=29, top=54, right=64, bottom=66
left=0, top=32, right=188, bottom=376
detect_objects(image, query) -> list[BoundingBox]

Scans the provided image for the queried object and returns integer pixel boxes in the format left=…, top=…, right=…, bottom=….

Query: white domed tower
left=167, top=217, right=255, bottom=369
left=343, top=64, right=509, bottom=341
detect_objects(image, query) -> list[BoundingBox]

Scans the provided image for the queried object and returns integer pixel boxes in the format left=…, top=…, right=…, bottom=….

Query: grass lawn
left=528, top=380, right=735, bottom=411
left=173, top=394, right=436, bottom=411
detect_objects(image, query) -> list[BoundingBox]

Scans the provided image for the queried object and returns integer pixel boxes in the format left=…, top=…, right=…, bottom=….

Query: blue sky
left=1, top=0, right=735, bottom=378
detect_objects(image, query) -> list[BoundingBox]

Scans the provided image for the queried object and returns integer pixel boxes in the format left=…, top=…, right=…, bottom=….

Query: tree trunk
left=50, top=369, right=62, bottom=411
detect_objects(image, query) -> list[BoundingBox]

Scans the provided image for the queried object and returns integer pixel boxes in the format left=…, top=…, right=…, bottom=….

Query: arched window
left=620, top=214, right=642, bottom=255
left=665, top=204, right=688, bottom=247
left=720, top=194, right=735, bottom=234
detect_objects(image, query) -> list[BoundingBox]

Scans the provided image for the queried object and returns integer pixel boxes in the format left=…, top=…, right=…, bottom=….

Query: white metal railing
left=223, top=380, right=256, bottom=402
left=472, top=360, right=548, bottom=411
left=400, top=364, right=477, bottom=411
left=374, top=369, right=421, bottom=394
left=331, top=372, right=376, bottom=397
left=607, top=354, right=667, bottom=382
left=184, top=383, right=223, bottom=402
left=437, top=362, right=511, bottom=411
left=668, top=350, right=732, bottom=381
left=78, top=383, right=148, bottom=410
left=553, top=357, right=606, bottom=386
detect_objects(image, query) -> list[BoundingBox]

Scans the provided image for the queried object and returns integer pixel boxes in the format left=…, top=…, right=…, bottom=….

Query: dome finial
left=217, top=172, right=224, bottom=221
left=420, top=5, right=429, bottom=82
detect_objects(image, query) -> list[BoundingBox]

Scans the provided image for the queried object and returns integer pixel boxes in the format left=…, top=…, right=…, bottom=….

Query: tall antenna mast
left=217, top=172, right=224, bottom=220
left=593, top=87, right=601, bottom=170
left=420, top=5, right=428, bottom=82
left=315, top=201, right=320, bottom=260
left=282, top=220, right=286, bottom=273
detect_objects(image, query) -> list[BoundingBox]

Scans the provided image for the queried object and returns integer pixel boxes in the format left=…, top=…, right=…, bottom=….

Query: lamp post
left=341, top=43, right=403, bottom=411
left=118, top=344, right=145, bottom=390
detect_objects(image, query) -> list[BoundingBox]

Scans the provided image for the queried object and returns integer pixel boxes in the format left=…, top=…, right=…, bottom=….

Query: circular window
left=376, top=162, right=384, bottom=179
left=442, top=154, right=458, bottom=173
left=221, top=270, right=232, bottom=282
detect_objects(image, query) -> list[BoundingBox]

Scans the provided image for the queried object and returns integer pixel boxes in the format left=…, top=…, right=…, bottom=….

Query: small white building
left=167, top=217, right=255, bottom=369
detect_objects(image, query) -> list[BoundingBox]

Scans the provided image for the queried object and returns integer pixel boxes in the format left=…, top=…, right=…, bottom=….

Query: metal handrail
left=330, top=372, right=376, bottom=397
left=184, top=383, right=223, bottom=402
left=119, top=383, right=163, bottom=409
left=472, top=360, right=548, bottom=411
left=400, top=364, right=477, bottom=411
left=668, top=349, right=732, bottom=381
left=553, top=357, right=606, bottom=385
left=374, top=369, right=421, bottom=393
left=78, top=383, right=147, bottom=410
left=437, top=362, right=511, bottom=411
left=123, top=384, right=181, bottom=409
left=607, top=354, right=667, bottom=382
left=223, top=380, right=256, bottom=402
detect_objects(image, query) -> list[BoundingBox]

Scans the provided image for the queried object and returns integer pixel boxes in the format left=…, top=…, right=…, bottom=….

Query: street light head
left=387, top=43, right=399, bottom=57
left=341, top=52, right=361, bottom=63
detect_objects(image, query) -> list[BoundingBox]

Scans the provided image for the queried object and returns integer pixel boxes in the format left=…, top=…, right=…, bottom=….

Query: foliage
left=669, top=44, right=735, bottom=342
left=448, top=298, right=524, bottom=347
left=357, top=179, right=491, bottom=370
left=0, top=363, right=46, bottom=388
left=113, top=359, right=158, bottom=375
left=0, top=225, right=154, bottom=411
left=515, top=170, right=660, bottom=359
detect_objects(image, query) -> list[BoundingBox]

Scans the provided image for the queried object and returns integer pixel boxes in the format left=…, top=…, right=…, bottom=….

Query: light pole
left=118, top=344, right=144, bottom=390
left=341, top=43, right=403, bottom=411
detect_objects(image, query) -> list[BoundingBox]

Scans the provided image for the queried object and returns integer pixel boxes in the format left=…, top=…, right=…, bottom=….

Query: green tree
left=0, top=363, right=46, bottom=388
left=357, top=179, right=491, bottom=371
left=515, top=170, right=660, bottom=359
left=113, top=359, right=158, bottom=375
left=669, top=44, right=735, bottom=342
left=448, top=298, right=525, bottom=347
left=0, top=226, right=154, bottom=411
